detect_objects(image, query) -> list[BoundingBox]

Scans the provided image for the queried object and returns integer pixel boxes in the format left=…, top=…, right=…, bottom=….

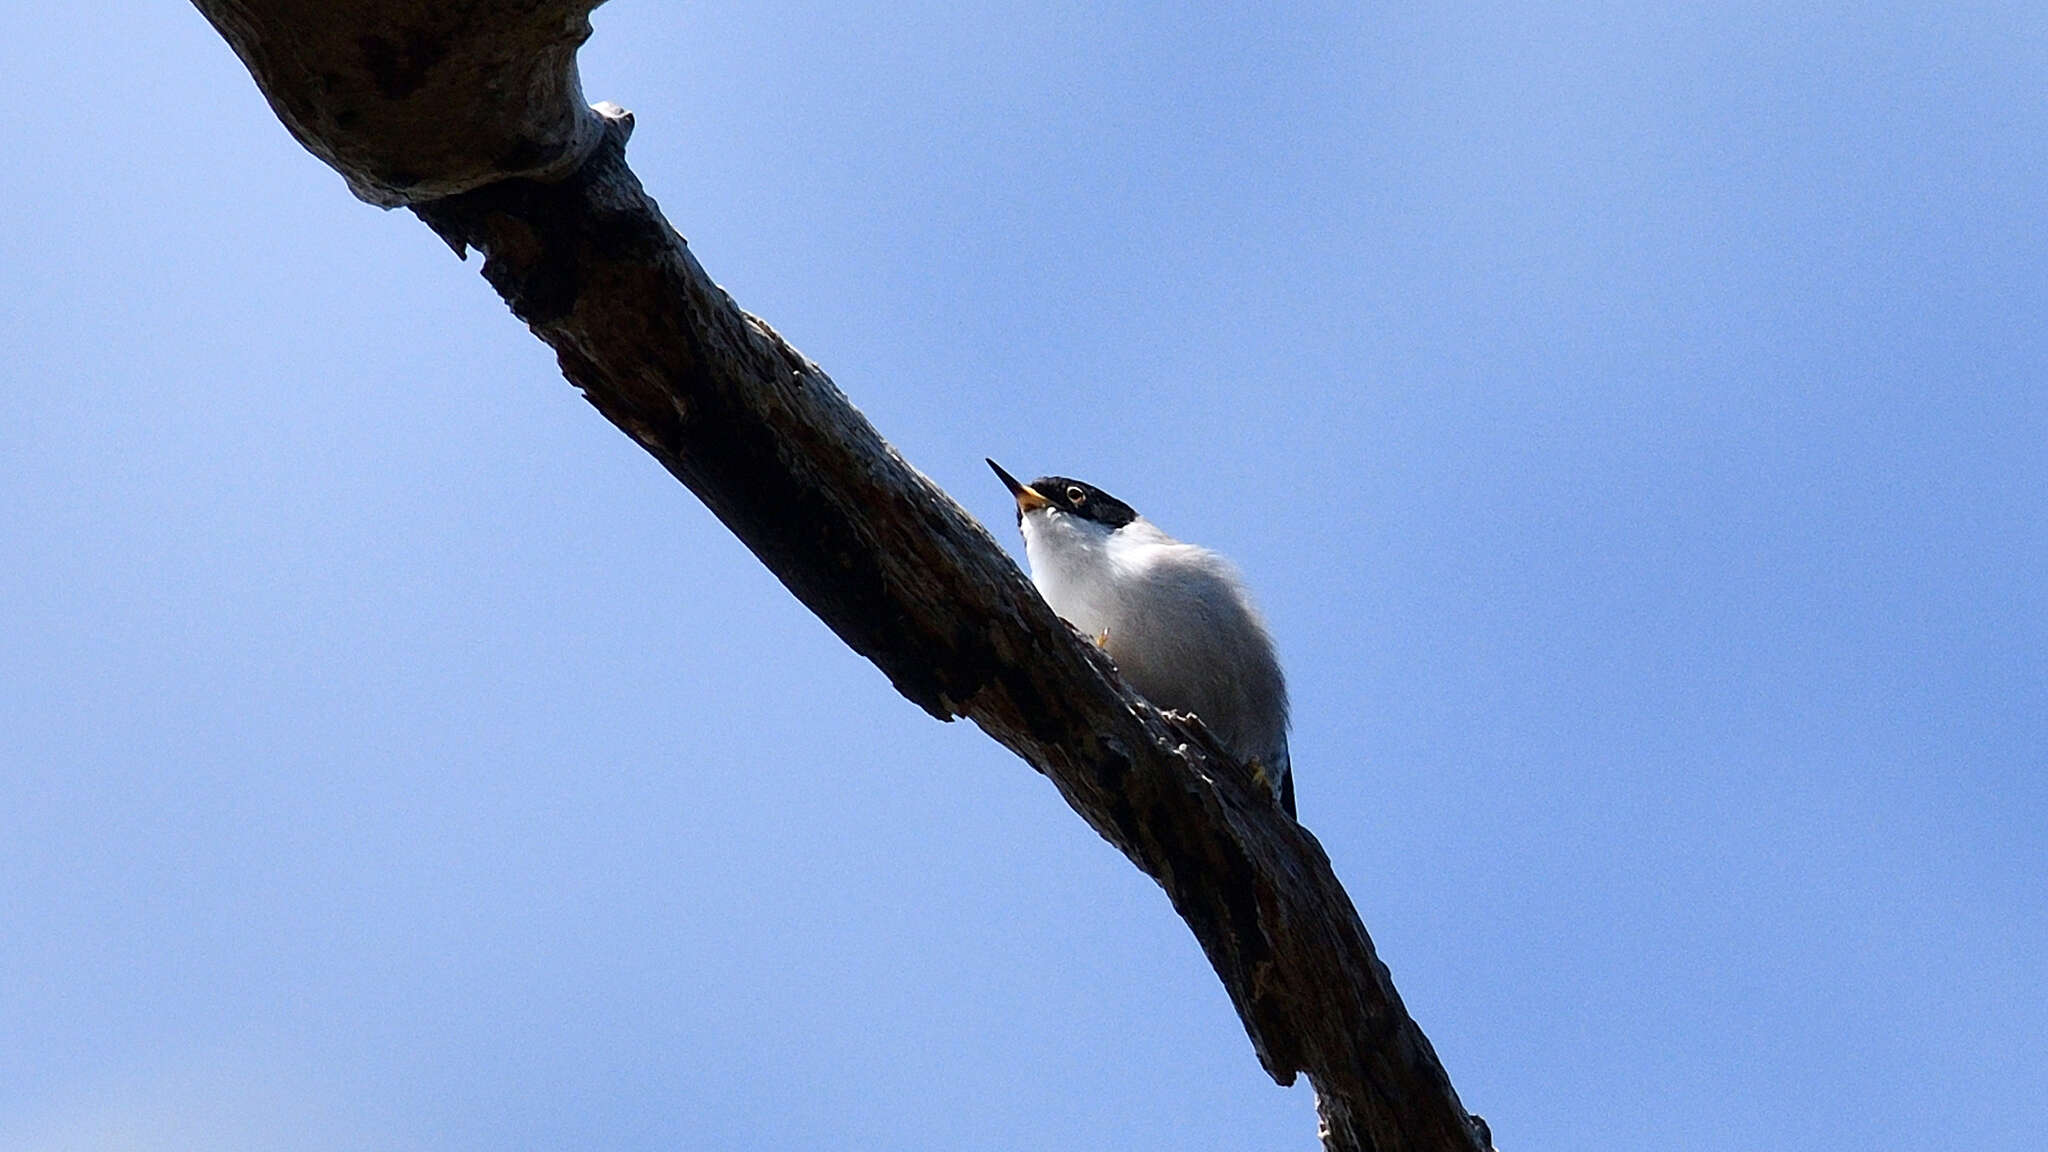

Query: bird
left=987, top=459, right=1294, bottom=816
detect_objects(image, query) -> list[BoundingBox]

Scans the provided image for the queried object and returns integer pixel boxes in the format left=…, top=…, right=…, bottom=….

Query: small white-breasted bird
left=988, top=460, right=1293, bottom=816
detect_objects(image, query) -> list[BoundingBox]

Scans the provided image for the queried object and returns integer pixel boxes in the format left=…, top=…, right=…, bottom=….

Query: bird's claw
left=1248, top=758, right=1279, bottom=803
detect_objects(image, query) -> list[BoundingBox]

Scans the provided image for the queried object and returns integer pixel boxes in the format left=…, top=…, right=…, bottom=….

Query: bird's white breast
left=1018, top=508, right=1123, bottom=636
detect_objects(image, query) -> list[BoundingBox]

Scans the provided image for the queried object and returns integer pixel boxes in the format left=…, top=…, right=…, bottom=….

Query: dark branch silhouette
left=186, top=4, right=1492, bottom=1148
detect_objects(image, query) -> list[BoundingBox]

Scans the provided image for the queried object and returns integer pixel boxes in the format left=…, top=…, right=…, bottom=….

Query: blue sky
left=2, top=2, right=2042, bottom=1149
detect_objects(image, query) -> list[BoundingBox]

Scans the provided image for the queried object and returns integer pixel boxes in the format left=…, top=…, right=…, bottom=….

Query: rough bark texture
left=187, top=4, right=1494, bottom=1149
left=191, top=0, right=607, bottom=205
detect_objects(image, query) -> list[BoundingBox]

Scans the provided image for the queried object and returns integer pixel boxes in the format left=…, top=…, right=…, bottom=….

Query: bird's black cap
left=987, top=460, right=1138, bottom=529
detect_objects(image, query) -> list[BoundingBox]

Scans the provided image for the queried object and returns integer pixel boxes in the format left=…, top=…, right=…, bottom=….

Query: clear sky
left=2, top=2, right=2042, bottom=1149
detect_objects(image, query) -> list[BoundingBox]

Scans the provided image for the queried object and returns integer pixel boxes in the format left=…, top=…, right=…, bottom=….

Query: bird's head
left=987, top=460, right=1138, bottom=531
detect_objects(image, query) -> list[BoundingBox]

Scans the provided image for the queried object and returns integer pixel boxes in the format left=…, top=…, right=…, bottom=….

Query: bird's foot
left=1248, top=758, right=1280, bottom=805
left=1093, top=628, right=1111, bottom=649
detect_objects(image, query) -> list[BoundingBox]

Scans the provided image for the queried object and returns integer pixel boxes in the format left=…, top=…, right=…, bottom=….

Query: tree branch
left=188, top=4, right=1492, bottom=1148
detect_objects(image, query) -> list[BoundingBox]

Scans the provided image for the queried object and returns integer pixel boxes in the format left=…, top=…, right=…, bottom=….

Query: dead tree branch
left=186, top=3, right=1492, bottom=1148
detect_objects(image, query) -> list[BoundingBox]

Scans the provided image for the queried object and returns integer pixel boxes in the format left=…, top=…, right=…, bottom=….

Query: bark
left=188, top=4, right=1494, bottom=1149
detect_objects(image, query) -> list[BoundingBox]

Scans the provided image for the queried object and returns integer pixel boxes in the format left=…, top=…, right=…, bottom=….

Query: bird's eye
left=1066, top=485, right=1087, bottom=505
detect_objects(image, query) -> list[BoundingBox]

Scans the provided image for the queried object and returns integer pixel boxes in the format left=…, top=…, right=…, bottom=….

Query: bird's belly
left=1104, top=623, right=1211, bottom=719
left=1100, top=583, right=1284, bottom=768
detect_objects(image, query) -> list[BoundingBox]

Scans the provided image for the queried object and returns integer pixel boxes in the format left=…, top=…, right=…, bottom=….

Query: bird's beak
left=987, top=459, right=1049, bottom=512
